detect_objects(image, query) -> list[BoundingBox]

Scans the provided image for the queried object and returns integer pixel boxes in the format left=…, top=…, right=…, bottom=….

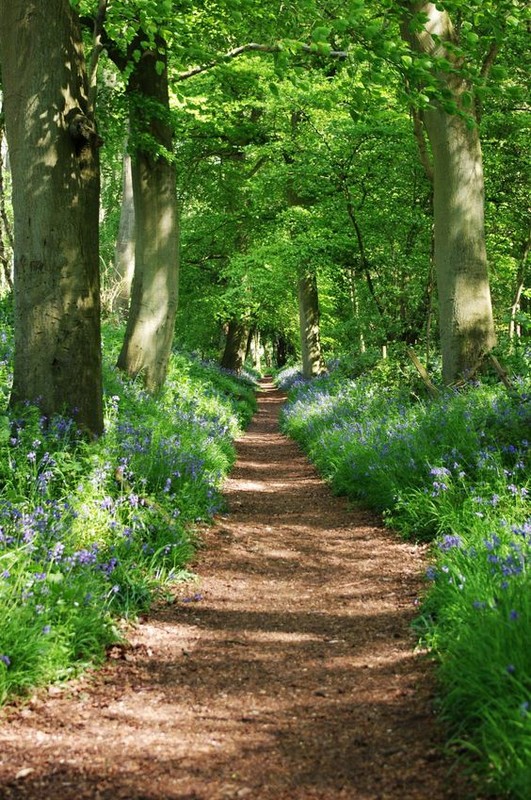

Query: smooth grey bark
left=0, top=115, right=13, bottom=291
left=116, top=35, right=179, bottom=392
left=251, top=330, right=261, bottom=372
left=509, top=229, right=529, bottom=340
left=113, top=150, right=135, bottom=313
left=0, top=0, right=103, bottom=434
left=402, top=3, right=496, bottom=383
left=297, top=270, right=325, bottom=379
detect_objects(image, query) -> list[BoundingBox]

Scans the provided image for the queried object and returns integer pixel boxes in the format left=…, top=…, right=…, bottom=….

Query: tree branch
left=343, top=187, right=385, bottom=320
left=474, top=39, right=500, bottom=122
left=480, top=40, right=499, bottom=80
left=245, top=154, right=269, bottom=180
left=176, top=42, right=348, bottom=82
left=86, top=1, right=108, bottom=117
left=411, top=108, right=433, bottom=183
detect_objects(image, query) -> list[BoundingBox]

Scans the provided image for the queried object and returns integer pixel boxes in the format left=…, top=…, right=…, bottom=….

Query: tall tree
left=0, top=0, right=103, bottom=434
left=287, top=111, right=325, bottom=378
left=0, top=91, right=14, bottom=291
left=98, top=24, right=179, bottom=393
left=112, top=148, right=135, bottom=313
left=400, top=2, right=496, bottom=383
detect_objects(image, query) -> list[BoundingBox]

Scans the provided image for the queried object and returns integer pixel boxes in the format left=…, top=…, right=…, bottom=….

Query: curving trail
left=0, top=379, right=483, bottom=799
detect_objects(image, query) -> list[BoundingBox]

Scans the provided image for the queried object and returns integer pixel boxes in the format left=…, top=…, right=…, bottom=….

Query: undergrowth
left=279, top=353, right=530, bottom=799
left=0, top=314, right=256, bottom=704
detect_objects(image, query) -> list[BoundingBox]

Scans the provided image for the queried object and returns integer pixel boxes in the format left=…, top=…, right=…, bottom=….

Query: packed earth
left=0, top=380, right=493, bottom=799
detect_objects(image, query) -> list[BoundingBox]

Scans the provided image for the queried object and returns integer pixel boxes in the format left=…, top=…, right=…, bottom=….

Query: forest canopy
left=0, top=0, right=528, bottom=422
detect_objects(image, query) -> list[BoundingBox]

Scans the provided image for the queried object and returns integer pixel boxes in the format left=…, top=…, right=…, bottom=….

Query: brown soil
left=0, top=379, right=485, bottom=800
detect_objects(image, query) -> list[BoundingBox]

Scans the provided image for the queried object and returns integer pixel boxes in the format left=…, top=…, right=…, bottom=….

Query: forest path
left=0, top=379, right=481, bottom=800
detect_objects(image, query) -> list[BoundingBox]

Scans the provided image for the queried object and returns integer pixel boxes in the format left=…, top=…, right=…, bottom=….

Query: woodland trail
left=0, top=379, right=483, bottom=800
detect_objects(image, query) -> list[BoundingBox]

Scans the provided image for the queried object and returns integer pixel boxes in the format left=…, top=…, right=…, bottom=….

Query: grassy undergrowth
left=0, top=313, right=256, bottom=705
left=279, top=355, right=530, bottom=799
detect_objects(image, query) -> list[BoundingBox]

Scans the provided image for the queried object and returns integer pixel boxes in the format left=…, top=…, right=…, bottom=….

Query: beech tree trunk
left=0, top=0, right=103, bottom=434
left=402, top=3, right=496, bottom=384
left=116, top=35, right=179, bottom=393
left=509, top=230, right=529, bottom=340
left=298, top=270, right=325, bottom=379
left=0, top=114, right=14, bottom=291
left=113, top=150, right=135, bottom=313
left=287, top=113, right=325, bottom=379
left=221, top=319, right=248, bottom=373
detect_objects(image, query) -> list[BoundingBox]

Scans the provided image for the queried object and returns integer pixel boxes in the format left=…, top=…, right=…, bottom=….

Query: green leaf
left=311, top=26, right=331, bottom=43
left=46, top=573, right=65, bottom=584
left=0, top=416, right=10, bottom=444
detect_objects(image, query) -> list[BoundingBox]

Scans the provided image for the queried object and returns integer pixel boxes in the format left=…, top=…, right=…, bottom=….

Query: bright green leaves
left=311, top=26, right=332, bottom=43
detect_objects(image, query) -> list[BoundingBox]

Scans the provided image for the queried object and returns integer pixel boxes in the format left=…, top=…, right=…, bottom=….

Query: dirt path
left=0, top=380, right=482, bottom=800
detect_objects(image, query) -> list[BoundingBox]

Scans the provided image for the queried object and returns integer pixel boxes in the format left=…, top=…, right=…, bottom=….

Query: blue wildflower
left=438, top=534, right=463, bottom=552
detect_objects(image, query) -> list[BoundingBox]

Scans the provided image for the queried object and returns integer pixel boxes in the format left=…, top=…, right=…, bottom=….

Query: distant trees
left=0, top=0, right=527, bottom=410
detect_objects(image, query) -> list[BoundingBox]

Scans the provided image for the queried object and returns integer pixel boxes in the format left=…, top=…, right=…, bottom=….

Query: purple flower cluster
left=438, top=534, right=463, bottom=552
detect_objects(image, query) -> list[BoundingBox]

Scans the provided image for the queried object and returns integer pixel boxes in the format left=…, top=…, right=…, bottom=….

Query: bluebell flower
left=438, top=534, right=463, bottom=552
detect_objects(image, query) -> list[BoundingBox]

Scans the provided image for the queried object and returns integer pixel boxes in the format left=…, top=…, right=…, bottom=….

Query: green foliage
left=419, top=521, right=530, bottom=798
left=88, top=0, right=528, bottom=372
left=0, top=314, right=256, bottom=704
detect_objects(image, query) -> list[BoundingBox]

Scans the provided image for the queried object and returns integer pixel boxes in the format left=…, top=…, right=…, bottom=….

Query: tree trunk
left=509, top=229, right=529, bottom=340
left=298, top=270, right=325, bottom=379
left=116, top=35, right=179, bottom=393
left=424, top=106, right=496, bottom=382
left=348, top=265, right=366, bottom=354
left=220, top=318, right=248, bottom=373
left=0, top=0, right=103, bottom=434
left=0, top=114, right=14, bottom=291
left=287, top=112, right=325, bottom=379
left=252, top=330, right=261, bottom=372
left=402, top=3, right=496, bottom=384
left=113, top=150, right=135, bottom=313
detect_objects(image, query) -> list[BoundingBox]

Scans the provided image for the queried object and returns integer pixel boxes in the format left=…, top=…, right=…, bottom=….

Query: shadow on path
left=0, top=379, right=484, bottom=800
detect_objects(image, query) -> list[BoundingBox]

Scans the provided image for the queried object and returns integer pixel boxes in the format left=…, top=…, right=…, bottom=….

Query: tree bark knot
left=67, top=110, right=104, bottom=154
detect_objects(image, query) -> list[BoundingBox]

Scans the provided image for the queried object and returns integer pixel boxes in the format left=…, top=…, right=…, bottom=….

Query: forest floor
left=0, top=379, right=490, bottom=800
